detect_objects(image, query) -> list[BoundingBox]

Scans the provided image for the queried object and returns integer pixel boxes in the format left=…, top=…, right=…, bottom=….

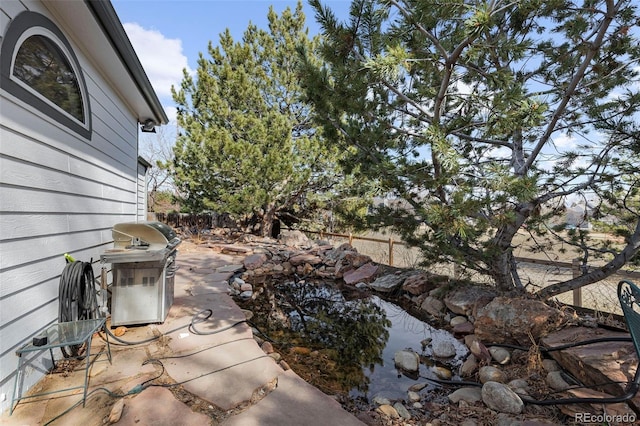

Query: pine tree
left=302, top=0, right=640, bottom=296
left=172, top=2, right=364, bottom=237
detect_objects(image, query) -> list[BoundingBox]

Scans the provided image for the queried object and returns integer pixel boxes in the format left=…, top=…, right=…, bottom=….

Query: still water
left=359, top=297, right=467, bottom=401
left=239, top=278, right=467, bottom=402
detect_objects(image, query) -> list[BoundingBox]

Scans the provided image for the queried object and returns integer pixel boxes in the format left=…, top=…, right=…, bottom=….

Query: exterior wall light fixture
left=140, top=119, right=156, bottom=133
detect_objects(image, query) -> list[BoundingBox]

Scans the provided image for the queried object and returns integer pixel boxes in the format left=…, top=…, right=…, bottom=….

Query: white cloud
left=490, top=146, right=511, bottom=159
left=163, top=106, right=178, bottom=124
left=123, top=23, right=190, bottom=98
left=454, top=79, right=473, bottom=96
left=551, top=132, right=577, bottom=150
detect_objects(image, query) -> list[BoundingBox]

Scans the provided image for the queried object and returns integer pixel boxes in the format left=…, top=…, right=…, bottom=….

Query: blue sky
left=111, top=0, right=352, bottom=122
left=111, top=0, right=639, bottom=186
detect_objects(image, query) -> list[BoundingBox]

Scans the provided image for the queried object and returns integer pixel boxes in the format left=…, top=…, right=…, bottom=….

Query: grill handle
left=113, top=229, right=149, bottom=247
left=165, top=256, right=178, bottom=279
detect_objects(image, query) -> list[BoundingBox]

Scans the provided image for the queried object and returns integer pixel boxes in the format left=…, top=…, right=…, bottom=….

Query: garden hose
left=58, top=259, right=99, bottom=357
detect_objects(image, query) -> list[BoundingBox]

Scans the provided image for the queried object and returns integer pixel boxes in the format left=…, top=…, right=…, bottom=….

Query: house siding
left=137, top=160, right=149, bottom=221
left=0, top=0, right=144, bottom=410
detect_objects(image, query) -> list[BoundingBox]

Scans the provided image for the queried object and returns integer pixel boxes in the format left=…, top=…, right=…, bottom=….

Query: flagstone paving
left=1, top=250, right=364, bottom=426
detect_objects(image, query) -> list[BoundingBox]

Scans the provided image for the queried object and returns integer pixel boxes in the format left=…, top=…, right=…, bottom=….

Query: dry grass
left=525, top=343, right=545, bottom=376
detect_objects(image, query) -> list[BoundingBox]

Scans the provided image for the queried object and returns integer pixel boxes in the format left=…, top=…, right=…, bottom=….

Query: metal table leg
left=10, top=318, right=110, bottom=414
left=82, top=333, right=93, bottom=407
left=10, top=354, right=24, bottom=415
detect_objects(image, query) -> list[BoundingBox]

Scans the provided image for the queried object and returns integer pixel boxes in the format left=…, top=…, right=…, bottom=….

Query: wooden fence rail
left=156, top=213, right=640, bottom=310
left=312, top=230, right=404, bottom=267
left=153, top=212, right=234, bottom=229
left=300, top=228, right=640, bottom=309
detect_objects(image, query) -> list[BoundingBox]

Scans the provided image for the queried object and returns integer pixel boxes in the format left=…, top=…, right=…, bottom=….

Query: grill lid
left=111, top=221, right=178, bottom=248
left=101, top=221, right=180, bottom=263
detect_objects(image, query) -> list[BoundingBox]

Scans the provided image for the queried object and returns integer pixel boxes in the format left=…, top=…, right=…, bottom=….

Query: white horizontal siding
left=0, top=0, right=148, bottom=412
left=0, top=13, right=10, bottom=43
left=0, top=0, right=26, bottom=19
left=0, top=245, right=110, bottom=299
left=88, top=76, right=138, bottom=149
left=1, top=96, right=138, bottom=185
left=0, top=186, right=136, bottom=215
left=137, top=161, right=148, bottom=221
left=0, top=301, right=58, bottom=397
left=0, top=300, right=58, bottom=356
left=1, top=277, right=58, bottom=340
left=90, top=100, right=138, bottom=167
left=0, top=258, right=62, bottom=296
left=0, top=228, right=113, bottom=270
left=1, top=156, right=135, bottom=203
left=0, top=213, right=133, bottom=240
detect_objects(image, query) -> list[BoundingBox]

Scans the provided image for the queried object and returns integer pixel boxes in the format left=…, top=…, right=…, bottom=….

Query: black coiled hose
left=58, top=260, right=99, bottom=357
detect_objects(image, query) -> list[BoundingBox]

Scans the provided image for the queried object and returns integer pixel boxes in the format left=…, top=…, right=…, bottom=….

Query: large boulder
left=278, top=230, right=312, bottom=247
left=481, top=381, right=524, bottom=414
left=541, top=326, right=640, bottom=409
left=369, top=274, right=405, bottom=293
left=343, top=262, right=378, bottom=285
left=448, top=387, right=482, bottom=404
left=288, top=253, right=323, bottom=266
left=323, top=243, right=355, bottom=266
left=243, top=253, right=268, bottom=270
left=444, top=285, right=496, bottom=317
left=335, top=252, right=373, bottom=277
left=401, top=273, right=440, bottom=295
left=474, top=297, right=565, bottom=345
left=420, top=296, right=446, bottom=317
left=394, top=350, right=420, bottom=372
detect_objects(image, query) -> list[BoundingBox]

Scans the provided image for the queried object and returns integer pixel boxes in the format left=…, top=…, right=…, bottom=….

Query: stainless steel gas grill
left=101, top=221, right=181, bottom=326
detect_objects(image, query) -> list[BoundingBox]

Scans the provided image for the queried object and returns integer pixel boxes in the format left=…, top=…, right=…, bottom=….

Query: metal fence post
left=572, top=258, right=582, bottom=307
left=389, top=238, right=394, bottom=266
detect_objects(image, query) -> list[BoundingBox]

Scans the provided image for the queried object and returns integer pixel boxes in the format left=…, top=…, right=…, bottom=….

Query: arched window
left=14, top=34, right=85, bottom=122
left=1, top=11, right=91, bottom=139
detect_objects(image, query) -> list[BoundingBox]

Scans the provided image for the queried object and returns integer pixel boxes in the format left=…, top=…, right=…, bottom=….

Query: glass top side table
left=11, top=317, right=112, bottom=414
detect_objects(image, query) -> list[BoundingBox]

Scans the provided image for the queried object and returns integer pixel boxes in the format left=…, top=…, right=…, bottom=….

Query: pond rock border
left=197, top=230, right=639, bottom=424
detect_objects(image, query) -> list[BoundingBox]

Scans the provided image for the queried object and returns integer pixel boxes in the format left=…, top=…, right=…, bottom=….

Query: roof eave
left=84, top=0, right=168, bottom=126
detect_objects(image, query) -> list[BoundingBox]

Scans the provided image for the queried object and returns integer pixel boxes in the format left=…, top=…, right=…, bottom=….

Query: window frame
left=1, top=11, right=91, bottom=139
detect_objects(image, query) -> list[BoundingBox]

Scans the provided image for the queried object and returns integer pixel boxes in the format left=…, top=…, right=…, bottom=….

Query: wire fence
left=304, top=229, right=640, bottom=317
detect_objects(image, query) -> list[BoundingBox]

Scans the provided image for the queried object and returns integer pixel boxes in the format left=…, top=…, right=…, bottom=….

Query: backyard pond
left=233, top=276, right=469, bottom=407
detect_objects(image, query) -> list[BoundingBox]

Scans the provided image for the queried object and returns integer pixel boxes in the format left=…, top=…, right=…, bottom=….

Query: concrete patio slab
left=216, top=264, right=244, bottom=273
left=188, top=282, right=229, bottom=295
left=162, top=337, right=284, bottom=410
left=117, top=386, right=211, bottom=426
left=164, top=320, right=253, bottom=355
left=222, top=370, right=365, bottom=426
left=171, top=292, right=242, bottom=316
left=88, top=346, right=155, bottom=383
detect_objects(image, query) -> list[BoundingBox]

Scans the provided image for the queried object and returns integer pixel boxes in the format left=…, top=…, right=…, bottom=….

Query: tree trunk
left=537, top=218, right=640, bottom=300
left=487, top=204, right=533, bottom=291
left=259, top=204, right=277, bottom=238
left=488, top=250, right=517, bottom=291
